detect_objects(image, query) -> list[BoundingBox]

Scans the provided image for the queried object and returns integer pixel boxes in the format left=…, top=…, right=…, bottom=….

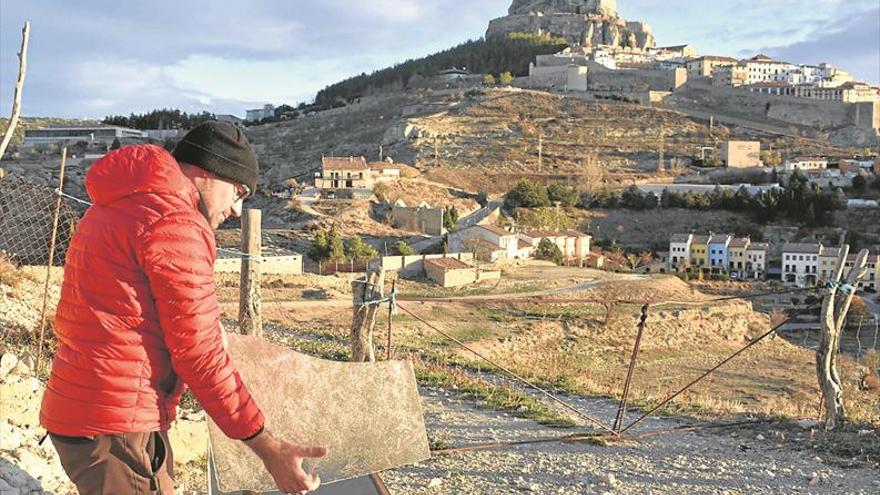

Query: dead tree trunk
left=817, top=246, right=869, bottom=430
left=0, top=21, right=30, bottom=160
left=350, top=269, right=385, bottom=362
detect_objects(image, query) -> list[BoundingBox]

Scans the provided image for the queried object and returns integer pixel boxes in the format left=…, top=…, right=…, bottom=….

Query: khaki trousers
left=50, top=431, right=174, bottom=495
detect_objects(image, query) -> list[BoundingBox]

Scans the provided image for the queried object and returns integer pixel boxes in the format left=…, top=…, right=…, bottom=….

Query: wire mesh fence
left=0, top=174, right=81, bottom=266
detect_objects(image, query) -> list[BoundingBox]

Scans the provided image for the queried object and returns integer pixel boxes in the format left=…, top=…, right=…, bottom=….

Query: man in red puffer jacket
left=40, top=122, right=326, bottom=494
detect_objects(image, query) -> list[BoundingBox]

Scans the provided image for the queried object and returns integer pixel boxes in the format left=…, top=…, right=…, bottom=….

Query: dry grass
left=0, top=252, right=26, bottom=288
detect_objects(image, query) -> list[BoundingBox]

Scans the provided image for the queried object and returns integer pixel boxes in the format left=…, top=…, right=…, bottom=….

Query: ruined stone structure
left=487, top=0, right=655, bottom=51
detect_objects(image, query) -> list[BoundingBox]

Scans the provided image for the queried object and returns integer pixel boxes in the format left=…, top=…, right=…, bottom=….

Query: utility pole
left=658, top=127, right=665, bottom=172
left=538, top=132, right=543, bottom=173
left=554, top=201, right=561, bottom=231
left=378, top=144, right=384, bottom=162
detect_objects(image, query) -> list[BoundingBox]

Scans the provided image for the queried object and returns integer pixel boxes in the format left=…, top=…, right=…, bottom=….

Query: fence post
left=239, top=209, right=262, bottom=337
left=35, top=147, right=67, bottom=376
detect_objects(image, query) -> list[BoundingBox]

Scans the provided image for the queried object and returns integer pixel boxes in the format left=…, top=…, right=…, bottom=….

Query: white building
left=23, top=125, right=146, bottom=146
left=741, top=55, right=798, bottom=85
left=668, top=233, right=693, bottom=271
left=448, top=225, right=520, bottom=261
left=519, top=230, right=591, bottom=263
left=784, top=156, right=828, bottom=172
left=216, top=114, right=244, bottom=126
left=245, top=104, right=275, bottom=122
left=782, top=243, right=823, bottom=287
left=745, top=243, right=769, bottom=279
left=845, top=254, right=878, bottom=292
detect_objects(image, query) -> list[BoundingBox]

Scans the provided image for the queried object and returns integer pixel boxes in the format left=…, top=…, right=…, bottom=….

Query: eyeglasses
left=235, top=184, right=250, bottom=202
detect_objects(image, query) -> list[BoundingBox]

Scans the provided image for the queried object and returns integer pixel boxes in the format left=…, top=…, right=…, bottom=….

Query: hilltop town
left=2, top=1, right=880, bottom=494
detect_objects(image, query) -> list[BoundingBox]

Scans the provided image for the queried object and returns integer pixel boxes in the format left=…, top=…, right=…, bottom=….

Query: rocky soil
left=4, top=343, right=879, bottom=494
left=0, top=351, right=210, bottom=495
left=384, top=388, right=880, bottom=495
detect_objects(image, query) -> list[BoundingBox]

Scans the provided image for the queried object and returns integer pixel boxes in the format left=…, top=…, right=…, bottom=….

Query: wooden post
left=386, top=278, right=396, bottom=361
left=0, top=21, right=29, bottom=160
left=35, top=147, right=66, bottom=376
left=350, top=269, right=385, bottom=362
left=239, top=209, right=262, bottom=337
left=817, top=246, right=869, bottom=430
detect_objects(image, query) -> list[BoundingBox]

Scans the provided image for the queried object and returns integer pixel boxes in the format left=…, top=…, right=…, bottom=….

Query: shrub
left=534, top=238, right=563, bottom=265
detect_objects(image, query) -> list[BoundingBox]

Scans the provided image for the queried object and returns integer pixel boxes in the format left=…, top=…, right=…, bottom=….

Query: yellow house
left=727, top=237, right=751, bottom=272
left=689, top=234, right=710, bottom=269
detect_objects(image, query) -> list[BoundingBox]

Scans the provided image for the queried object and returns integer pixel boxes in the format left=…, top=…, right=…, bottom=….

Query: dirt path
left=383, top=388, right=880, bottom=494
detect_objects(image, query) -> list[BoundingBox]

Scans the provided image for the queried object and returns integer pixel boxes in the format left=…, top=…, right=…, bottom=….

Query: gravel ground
left=383, top=388, right=880, bottom=495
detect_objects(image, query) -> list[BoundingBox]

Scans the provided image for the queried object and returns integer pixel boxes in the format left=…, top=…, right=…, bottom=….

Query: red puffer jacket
left=40, top=145, right=264, bottom=440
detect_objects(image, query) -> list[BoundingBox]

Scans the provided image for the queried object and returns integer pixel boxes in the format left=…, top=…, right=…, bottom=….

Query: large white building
left=782, top=243, right=822, bottom=287
left=245, top=104, right=275, bottom=122
left=23, top=125, right=146, bottom=146
left=783, top=156, right=828, bottom=172
left=448, top=225, right=521, bottom=261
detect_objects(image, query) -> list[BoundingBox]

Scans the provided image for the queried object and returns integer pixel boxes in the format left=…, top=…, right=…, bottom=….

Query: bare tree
left=0, top=21, right=30, bottom=160
left=817, top=246, right=869, bottom=429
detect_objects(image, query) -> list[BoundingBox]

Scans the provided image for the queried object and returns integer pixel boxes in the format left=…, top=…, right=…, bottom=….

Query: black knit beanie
left=172, top=121, right=259, bottom=194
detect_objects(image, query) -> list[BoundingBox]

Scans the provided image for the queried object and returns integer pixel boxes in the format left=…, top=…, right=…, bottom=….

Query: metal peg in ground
left=613, top=303, right=649, bottom=433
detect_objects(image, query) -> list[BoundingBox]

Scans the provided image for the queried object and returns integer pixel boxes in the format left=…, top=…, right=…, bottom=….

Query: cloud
left=758, top=7, right=880, bottom=84
left=3, top=0, right=875, bottom=118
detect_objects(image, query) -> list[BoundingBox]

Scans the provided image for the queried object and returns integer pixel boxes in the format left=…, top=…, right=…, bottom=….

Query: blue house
left=708, top=234, right=732, bottom=271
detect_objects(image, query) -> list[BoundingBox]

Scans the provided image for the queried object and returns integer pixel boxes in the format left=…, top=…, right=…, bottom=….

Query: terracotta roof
left=468, top=238, right=505, bottom=253
left=322, top=156, right=368, bottom=171
left=783, top=243, right=822, bottom=254
left=518, top=240, right=532, bottom=250
left=729, top=237, right=750, bottom=248
left=691, top=235, right=710, bottom=244
left=523, top=230, right=564, bottom=238
left=424, top=257, right=470, bottom=270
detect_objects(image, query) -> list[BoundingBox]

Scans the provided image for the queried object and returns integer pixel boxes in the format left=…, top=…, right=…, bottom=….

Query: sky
left=1, top=0, right=877, bottom=119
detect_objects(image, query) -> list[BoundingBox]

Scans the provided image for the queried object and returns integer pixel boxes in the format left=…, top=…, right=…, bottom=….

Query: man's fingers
left=296, top=445, right=328, bottom=458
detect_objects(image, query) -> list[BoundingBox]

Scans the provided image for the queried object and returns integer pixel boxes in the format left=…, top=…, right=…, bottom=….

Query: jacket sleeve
left=138, top=213, right=264, bottom=440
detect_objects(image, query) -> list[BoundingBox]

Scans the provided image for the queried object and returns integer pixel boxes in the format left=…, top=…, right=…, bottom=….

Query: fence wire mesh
left=0, top=174, right=82, bottom=266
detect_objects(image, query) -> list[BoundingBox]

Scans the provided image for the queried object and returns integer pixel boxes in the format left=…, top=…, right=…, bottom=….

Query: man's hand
left=244, top=429, right=327, bottom=494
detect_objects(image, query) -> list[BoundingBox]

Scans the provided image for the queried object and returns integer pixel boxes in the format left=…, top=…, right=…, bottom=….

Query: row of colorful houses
left=668, top=234, right=769, bottom=279
left=669, top=233, right=878, bottom=291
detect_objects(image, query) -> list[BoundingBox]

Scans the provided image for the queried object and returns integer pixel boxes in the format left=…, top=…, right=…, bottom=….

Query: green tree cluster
left=443, top=206, right=459, bottom=232
left=573, top=172, right=842, bottom=226
left=505, top=179, right=551, bottom=208
left=103, top=108, right=215, bottom=130
left=314, top=32, right=567, bottom=107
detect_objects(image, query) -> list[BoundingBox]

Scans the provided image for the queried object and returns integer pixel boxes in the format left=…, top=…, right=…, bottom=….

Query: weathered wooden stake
left=239, top=209, right=262, bottom=337
left=35, top=147, right=66, bottom=376
left=386, top=278, right=397, bottom=361
left=350, top=269, right=385, bottom=362
left=817, top=246, right=869, bottom=430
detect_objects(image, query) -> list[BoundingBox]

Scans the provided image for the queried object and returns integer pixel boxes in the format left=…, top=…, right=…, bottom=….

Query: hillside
left=246, top=88, right=860, bottom=195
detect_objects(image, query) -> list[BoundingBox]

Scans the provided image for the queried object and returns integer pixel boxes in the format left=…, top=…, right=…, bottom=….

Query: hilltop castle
left=487, top=0, right=655, bottom=51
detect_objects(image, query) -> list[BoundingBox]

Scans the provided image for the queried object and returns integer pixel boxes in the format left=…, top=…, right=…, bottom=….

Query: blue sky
left=1, top=0, right=877, bottom=119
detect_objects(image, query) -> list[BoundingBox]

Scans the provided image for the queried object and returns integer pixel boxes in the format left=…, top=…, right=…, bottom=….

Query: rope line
left=396, top=301, right=617, bottom=436
left=618, top=304, right=820, bottom=435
